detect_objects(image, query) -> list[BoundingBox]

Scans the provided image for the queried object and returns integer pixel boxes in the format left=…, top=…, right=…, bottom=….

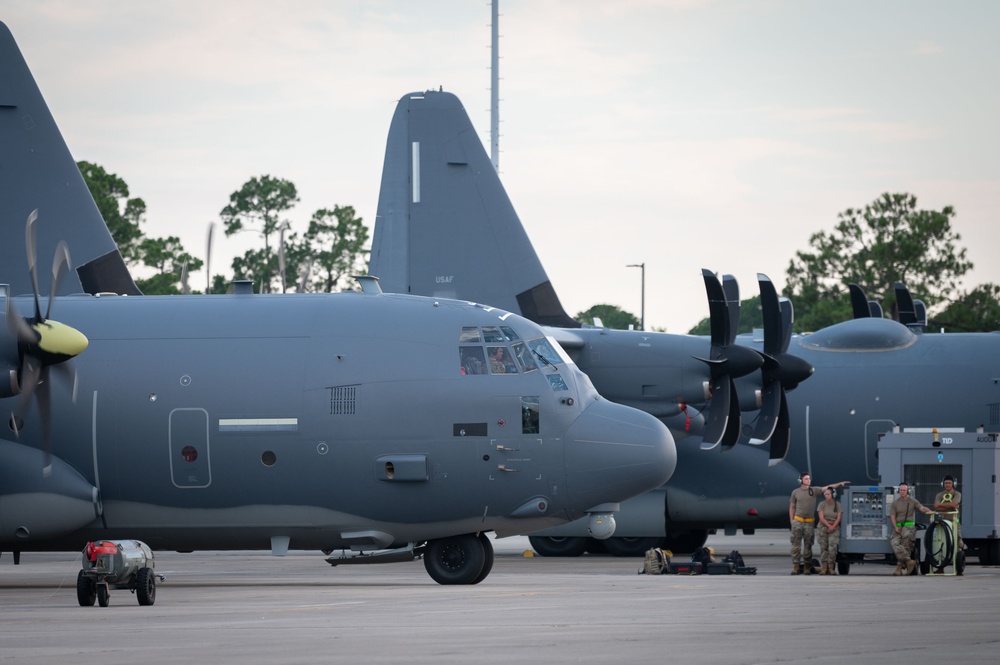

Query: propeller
left=848, top=284, right=883, bottom=319
left=740, top=274, right=814, bottom=465
left=206, top=222, right=215, bottom=294
left=5, top=210, right=89, bottom=475
left=697, top=270, right=763, bottom=451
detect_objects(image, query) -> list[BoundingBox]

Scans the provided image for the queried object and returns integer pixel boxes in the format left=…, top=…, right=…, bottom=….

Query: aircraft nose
left=563, top=398, right=676, bottom=511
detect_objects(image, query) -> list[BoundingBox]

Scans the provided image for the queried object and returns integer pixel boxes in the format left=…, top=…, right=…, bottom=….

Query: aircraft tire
left=97, top=584, right=110, bottom=608
left=470, top=533, right=494, bottom=585
left=136, top=567, right=156, bottom=606
left=423, top=534, right=486, bottom=585
left=527, top=536, right=588, bottom=557
left=662, top=529, right=709, bottom=554
left=76, top=571, right=96, bottom=606
left=602, top=537, right=664, bottom=558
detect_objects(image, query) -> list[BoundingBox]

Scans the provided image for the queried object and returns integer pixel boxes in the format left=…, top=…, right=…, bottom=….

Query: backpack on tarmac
left=639, top=548, right=672, bottom=575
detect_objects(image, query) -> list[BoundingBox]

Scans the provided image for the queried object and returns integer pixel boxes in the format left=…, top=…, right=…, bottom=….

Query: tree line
left=80, top=163, right=368, bottom=295
left=582, top=193, right=1000, bottom=334
left=81, top=163, right=997, bottom=332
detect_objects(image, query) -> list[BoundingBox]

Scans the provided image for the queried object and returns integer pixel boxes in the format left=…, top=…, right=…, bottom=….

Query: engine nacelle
left=0, top=441, right=101, bottom=541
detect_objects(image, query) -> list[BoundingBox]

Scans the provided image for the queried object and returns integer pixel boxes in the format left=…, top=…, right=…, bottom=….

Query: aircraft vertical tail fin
left=369, top=90, right=578, bottom=327
left=0, top=21, right=139, bottom=296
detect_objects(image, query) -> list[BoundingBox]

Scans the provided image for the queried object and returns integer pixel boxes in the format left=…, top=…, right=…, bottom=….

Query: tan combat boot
left=893, top=564, right=903, bottom=576
left=791, top=562, right=801, bottom=575
left=905, top=560, right=916, bottom=575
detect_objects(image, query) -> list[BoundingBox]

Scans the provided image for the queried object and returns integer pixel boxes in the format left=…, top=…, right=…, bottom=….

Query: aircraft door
left=479, top=396, right=546, bottom=484
left=169, top=408, right=211, bottom=488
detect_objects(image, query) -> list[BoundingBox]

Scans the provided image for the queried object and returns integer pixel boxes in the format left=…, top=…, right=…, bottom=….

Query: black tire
left=470, top=533, right=494, bottom=585
left=136, top=567, right=156, bottom=606
left=957, top=550, right=966, bottom=576
left=76, top=571, right=96, bottom=606
left=663, top=529, right=709, bottom=554
left=528, top=536, right=588, bottom=557
left=423, top=534, right=486, bottom=585
left=97, top=584, right=110, bottom=608
left=837, top=561, right=850, bottom=575
left=602, top=537, right=664, bottom=558
left=925, top=520, right=954, bottom=569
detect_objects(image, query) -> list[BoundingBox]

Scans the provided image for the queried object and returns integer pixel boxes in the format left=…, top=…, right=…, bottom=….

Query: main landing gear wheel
left=423, top=534, right=487, bottom=585
left=76, top=571, right=96, bottom=606
left=663, top=529, right=709, bottom=554
left=602, top=537, right=664, bottom=558
left=528, top=536, right=588, bottom=557
left=470, top=533, right=494, bottom=585
left=136, top=567, right=156, bottom=606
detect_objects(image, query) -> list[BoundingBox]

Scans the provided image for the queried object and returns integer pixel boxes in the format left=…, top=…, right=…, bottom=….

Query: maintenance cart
left=77, top=539, right=159, bottom=607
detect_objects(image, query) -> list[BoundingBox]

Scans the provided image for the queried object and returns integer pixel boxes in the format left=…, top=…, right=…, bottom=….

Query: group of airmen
left=788, top=473, right=962, bottom=575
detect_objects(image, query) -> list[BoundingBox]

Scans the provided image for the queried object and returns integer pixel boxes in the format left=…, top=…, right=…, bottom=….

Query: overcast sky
left=5, top=0, right=999, bottom=332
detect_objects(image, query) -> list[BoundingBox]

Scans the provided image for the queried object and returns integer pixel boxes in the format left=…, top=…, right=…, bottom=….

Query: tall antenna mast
left=490, top=0, right=500, bottom=171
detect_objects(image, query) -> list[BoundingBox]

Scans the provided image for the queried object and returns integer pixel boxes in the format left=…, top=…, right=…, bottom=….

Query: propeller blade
left=46, top=241, right=71, bottom=321
left=720, top=377, right=741, bottom=451
left=180, top=261, right=190, bottom=295
left=768, top=392, right=791, bottom=466
left=746, top=381, right=780, bottom=445
left=206, top=222, right=215, bottom=294
left=758, top=274, right=782, bottom=356
left=722, top=274, right=740, bottom=345
left=37, top=367, right=52, bottom=475
left=700, top=375, right=731, bottom=450
left=25, top=209, right=43, bottom=322
left=848, top=284, right=871, bottom=319
left=895, top=282, right=917, bottom=325
left=702, top=269, right=728, bottom=349
left=5, top=292, right=37, bottom=343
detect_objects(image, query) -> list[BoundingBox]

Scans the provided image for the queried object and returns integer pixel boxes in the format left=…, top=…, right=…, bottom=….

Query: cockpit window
left=511, top=342, right=537, bottom=372
left=527, top=338, right=561, bottom=368
left=546, top=374, right=569, bottom=391
left=460, top=346, right=487, bottom=375
left=459, top=327, right=482, bottom=343
left=487, top=346, right=518, bottom=374
left=500, top=326, right=520, bottom=342
left=481, top=326, right=505, bottom=343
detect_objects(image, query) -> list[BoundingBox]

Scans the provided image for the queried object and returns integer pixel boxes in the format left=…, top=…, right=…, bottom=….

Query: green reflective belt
left=896, top=521, right=915, bottom=527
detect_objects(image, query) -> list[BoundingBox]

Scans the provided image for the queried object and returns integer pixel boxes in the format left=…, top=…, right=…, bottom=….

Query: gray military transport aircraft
left=368, top=89, right=1000, bottom=560
left=0, top=22, right=676, bottom=585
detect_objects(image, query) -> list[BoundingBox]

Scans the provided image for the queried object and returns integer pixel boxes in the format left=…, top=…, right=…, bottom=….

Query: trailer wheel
left=97, top=584, right=110, bottom=608
left=836, top=561, right=850, bottom=575
left=136, top=567, right=156, bottom=606
left=76, top=571, right=96, bottom=606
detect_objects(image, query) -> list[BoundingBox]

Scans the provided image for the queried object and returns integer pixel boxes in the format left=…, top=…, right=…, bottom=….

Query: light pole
left=626, top=263, right=645, bottom=331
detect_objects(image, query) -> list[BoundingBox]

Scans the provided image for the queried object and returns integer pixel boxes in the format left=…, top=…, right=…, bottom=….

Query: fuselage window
left=511, top=342, right=537, bottom=372
left=487, top=346, right=518, bottom=374
left=459, top=326, right=482, bottom=343
left=460, top=346, right=487, bottom=375
left=521, top=396, right=540, bottom=434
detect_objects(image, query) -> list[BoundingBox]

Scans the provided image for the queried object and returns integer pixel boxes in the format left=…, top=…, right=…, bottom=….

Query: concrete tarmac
left=2, top=531, right=997, bottom=664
